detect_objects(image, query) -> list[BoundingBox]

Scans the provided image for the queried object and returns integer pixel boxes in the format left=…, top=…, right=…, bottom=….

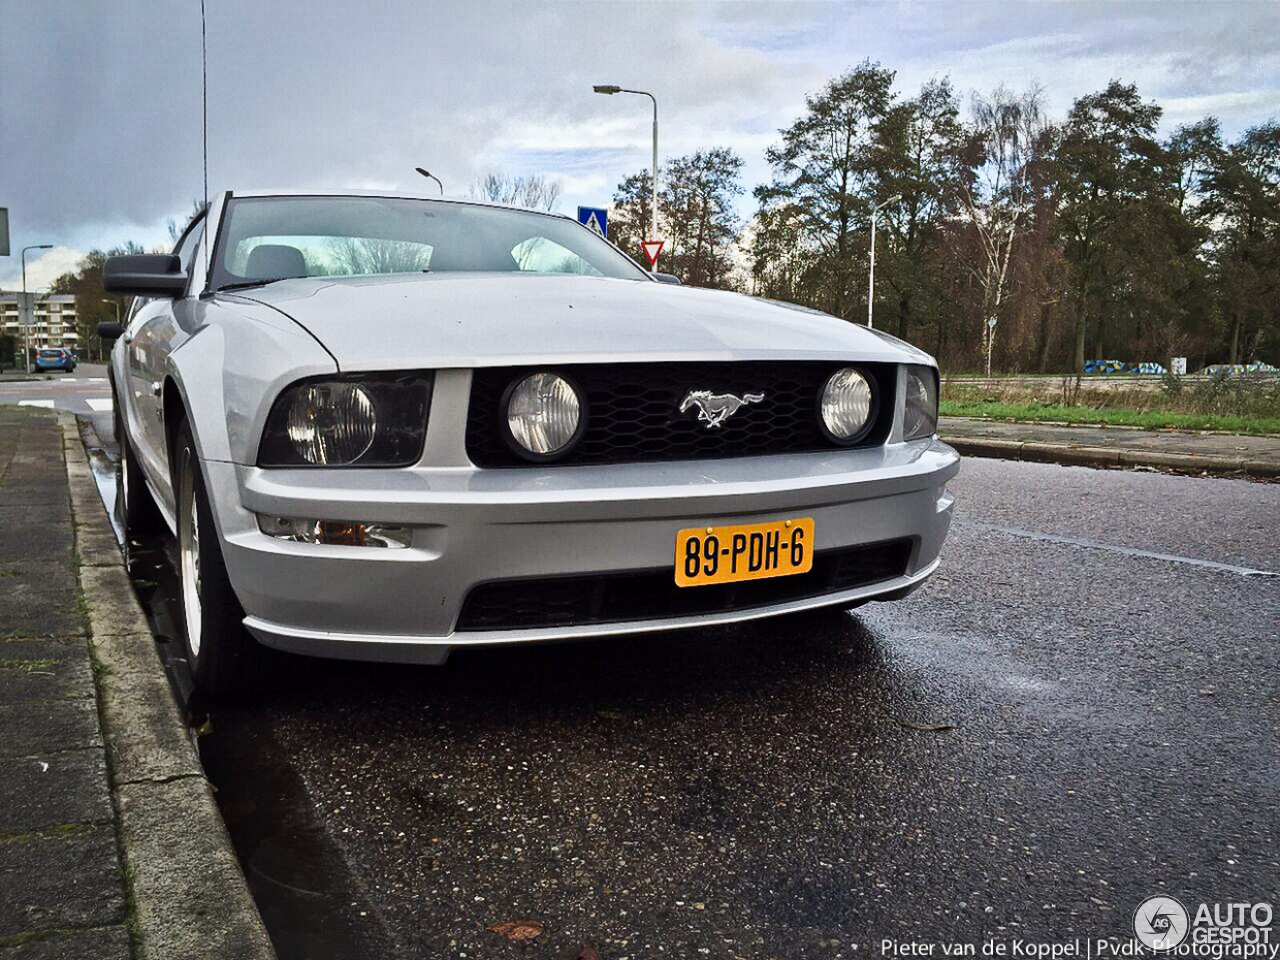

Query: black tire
left=114, top=400, right=164, bottom=537
left=173, top=420, right=264, bottom=699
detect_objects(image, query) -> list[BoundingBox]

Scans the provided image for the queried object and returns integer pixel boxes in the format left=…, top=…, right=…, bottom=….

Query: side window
left=510, top=236, right=605, bottom=276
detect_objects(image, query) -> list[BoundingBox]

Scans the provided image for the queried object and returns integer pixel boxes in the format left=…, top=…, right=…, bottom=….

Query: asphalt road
left=77, top=417, right=1279, bottom=960
left=0, top=362, right=114, bottom=435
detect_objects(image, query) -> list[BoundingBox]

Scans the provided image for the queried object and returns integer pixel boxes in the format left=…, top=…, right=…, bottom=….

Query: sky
left=2, top=0, right=1277, bottom=290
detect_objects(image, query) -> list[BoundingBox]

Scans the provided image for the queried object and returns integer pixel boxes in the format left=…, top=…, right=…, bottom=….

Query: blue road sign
left=577, top=206, right=608, bottom=239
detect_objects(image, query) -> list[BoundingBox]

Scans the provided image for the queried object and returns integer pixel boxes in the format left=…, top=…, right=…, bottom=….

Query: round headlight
left=819, top=367, right=875, bottom=442
left=286, top=383, right=377, bottom=464
left=506, top=372, right=583, bottom=458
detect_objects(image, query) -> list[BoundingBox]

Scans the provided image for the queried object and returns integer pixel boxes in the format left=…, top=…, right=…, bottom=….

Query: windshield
left=211, top=195, right=648, bottom=289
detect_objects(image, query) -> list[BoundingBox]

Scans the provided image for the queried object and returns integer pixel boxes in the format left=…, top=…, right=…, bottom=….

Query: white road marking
left=85, top=398, right=114, bottom=412
left=966, top=519, right=1277, bottom=578
left=19, top=400, right=55, bottom=408
left=60, top=377, right=78, bottom=381
left=88, top=377, right=106, bottom=382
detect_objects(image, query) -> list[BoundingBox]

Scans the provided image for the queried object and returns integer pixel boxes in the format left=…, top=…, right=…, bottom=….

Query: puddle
left=78, top=417, right=123, bottom=543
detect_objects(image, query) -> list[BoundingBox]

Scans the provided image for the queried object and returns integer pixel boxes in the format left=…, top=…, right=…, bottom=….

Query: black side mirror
left=103, top=254, right=188, bottom=298
left=650, top=271, right=682, bottom=285
left=98, top=322, right=124, bottom=340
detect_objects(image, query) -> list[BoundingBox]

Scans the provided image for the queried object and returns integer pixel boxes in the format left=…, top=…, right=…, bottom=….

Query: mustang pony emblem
left=679, top=389, right=766, bottom=429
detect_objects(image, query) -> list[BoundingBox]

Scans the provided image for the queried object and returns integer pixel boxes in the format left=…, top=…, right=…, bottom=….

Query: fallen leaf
left=574, top=944, right=601, bottom=960
left=596, top=710, right=626, bottom=721
left=896, top=718, right=954, bottom=732
left=488, top=919, right=545, bottom=942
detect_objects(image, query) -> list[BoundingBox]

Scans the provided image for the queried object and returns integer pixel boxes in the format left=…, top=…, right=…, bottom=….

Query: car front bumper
left=204, top=438, right=959, bottom=664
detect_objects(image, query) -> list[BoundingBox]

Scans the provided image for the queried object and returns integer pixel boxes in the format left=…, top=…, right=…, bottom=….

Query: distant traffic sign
left=641, top=240, right=664, bottom=268
left=14, top=292, right=35, bottom=327
left=577, top=206, right=608, bottom=239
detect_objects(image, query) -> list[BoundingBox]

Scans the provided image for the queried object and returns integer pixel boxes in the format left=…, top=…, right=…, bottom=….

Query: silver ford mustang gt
left=102, top=190, right=958, bottom=696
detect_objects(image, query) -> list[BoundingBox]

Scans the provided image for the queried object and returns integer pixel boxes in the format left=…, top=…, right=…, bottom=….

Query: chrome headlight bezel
left=500, top=371, right=587, bottom=462
left=903, top=364, right=939, bottom=441
left=817, top=366, right=878, bottom=445
left=258, top=372, right=433, bottom=467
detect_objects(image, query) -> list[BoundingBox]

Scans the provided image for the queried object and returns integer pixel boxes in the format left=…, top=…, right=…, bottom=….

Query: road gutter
left=59, top=414, right=276, bottom=960
left=942, top=435, right=1280, bottom=479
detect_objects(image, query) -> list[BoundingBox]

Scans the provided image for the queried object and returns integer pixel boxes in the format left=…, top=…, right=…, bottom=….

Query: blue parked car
left=35, top=348, right=77, bottom=372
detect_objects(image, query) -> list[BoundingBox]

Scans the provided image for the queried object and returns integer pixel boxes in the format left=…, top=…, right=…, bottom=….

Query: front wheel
left=174, top=420, right=264, bottom=698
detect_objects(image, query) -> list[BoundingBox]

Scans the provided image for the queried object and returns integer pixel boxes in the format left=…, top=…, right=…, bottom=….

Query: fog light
left=505, top=372, right=583, bottom=458
left=818, top=367, right=875, bottom=443
left=257, top=515, right=411, bottom=548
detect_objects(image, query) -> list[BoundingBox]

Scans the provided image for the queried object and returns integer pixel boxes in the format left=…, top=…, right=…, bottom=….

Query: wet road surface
left=82, top=417, right=1279, bottom=960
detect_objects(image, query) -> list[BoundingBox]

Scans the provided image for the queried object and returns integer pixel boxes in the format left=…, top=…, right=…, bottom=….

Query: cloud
left=0, top=247, right=86, bottom=292
left=2, top=0, right=1277, bottom=257
left=1160, top=90, right=1280, bottom=129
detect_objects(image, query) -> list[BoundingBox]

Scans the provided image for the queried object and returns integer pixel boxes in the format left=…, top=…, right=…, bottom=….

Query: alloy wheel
left=178, top=447, right=203, bottom=657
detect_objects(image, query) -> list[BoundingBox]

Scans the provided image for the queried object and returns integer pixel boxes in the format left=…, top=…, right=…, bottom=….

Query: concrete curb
left=943, top=435, right=1280, bottom=479
left=58, top=415, right=276, bottom=960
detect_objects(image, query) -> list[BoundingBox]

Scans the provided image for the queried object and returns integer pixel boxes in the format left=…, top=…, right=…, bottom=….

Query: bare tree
left=469, top=174, right=562, bottom=212
left=323, top=238, right=430, bottom=275
left=166, top=199, right=209, bottom=244
left=958, top=85, right=1048, bottom=373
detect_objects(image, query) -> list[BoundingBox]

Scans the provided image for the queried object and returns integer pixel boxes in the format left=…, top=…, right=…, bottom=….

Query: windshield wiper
left=216, top=277, right=300, bottom=292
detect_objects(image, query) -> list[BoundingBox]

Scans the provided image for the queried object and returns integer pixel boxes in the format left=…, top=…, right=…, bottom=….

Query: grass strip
left=939, top=400, right=1280, bottom=436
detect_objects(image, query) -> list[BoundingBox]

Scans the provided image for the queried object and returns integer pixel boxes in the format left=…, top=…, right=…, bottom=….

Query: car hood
left=226, top=273, right=933, bottom=371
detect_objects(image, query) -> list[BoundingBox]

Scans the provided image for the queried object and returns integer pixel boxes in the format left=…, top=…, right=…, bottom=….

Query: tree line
left=47, top=68, right=1278, bottom=374
left=609, top=62, right=1278, bottom=374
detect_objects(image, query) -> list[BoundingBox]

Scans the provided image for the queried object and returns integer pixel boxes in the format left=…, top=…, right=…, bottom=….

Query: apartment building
left=0, top=292, right=79, bottom=353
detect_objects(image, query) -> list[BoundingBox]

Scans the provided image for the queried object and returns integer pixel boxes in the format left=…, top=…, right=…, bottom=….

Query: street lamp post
left=414, top=168, right=444, bottom=195
left=867, top=195, right=901, bottom=330
left=593, top=85, right=658, bottom=243
left=21, top=244, right=53, bottom=374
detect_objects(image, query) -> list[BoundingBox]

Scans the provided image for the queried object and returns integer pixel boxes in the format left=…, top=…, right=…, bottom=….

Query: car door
left=123, top=215, right=206, bottom=498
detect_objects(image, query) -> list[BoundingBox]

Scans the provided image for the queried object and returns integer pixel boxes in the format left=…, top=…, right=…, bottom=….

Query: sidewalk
left=940, top=416, right=1280, bottom=478
left=0, top=407, right=273, bottom=959
left=0, top=408, right=131, bottom=957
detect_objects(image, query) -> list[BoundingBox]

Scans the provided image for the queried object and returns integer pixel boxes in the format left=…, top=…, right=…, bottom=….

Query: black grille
left=456, top=539, right=913, bottom=632
left=466, top=361, right=896, bottom=467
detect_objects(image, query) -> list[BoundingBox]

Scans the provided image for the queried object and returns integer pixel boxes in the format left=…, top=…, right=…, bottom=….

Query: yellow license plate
left=675, top=517, right=815, bottom=587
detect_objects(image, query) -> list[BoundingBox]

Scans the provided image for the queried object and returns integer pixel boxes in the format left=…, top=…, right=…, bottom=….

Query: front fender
left=162, top=299, right=336, bottom=545
left=166, top=298, right=337, bottom=467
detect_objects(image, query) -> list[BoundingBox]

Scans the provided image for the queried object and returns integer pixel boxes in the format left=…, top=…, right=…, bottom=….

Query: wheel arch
left=163, top=376, right=188, bottom=478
